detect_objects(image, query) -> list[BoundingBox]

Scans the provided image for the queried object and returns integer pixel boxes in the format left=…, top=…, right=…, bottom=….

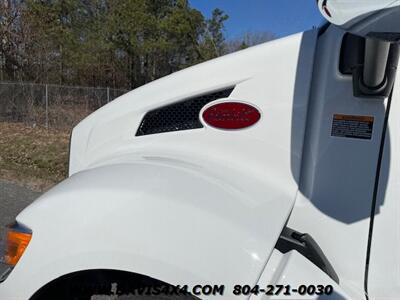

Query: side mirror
left=318, top=0, right=400, bottom=98
left=318, top=0, right=400, bottom=41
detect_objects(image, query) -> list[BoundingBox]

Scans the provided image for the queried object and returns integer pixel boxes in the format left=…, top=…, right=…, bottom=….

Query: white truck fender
left=1, top=161, right=296, bottom=300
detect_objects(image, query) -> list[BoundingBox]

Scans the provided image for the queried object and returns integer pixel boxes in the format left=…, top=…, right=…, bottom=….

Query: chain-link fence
left=0, top=82, right=128, bottom=129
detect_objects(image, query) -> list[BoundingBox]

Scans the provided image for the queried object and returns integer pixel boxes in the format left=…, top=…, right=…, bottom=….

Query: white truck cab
left=1, top=1, right=400, bottom=299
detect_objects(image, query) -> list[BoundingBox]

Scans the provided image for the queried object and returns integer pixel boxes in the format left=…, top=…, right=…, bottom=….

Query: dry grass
left=0, top=122, right=70, bottom=191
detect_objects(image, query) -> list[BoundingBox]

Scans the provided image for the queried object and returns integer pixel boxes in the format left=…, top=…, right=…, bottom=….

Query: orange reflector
left=5, top=229, right=32, bottom=266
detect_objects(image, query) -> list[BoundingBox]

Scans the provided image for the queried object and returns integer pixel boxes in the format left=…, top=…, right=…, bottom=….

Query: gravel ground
left=0, top=180, right=41, bottom=234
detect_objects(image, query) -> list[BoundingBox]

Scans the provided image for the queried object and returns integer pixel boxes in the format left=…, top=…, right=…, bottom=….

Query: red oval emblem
left=202, top=102, right=261, bottom=129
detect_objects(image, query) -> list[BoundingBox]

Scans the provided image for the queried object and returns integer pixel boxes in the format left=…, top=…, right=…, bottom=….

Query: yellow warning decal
left=331, top=114, right=374, bottom=140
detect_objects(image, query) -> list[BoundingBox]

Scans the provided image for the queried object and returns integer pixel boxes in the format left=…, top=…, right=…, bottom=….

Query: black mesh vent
left=136, top=87, right=234, bottom=136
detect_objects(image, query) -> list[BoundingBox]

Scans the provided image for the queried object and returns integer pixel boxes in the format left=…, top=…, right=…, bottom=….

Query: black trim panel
left=276, top=227, right=339, bottom=284
left=136, top=87, right=234, bottom=136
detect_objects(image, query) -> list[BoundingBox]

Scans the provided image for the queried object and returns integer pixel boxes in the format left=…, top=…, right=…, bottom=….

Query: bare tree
left=225, top=31, right=276, bottom=54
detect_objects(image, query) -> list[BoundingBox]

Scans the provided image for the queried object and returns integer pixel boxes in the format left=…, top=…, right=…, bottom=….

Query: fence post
left=45, top=84, right=49, bottom=129
left=107, top=87, right=110, bottom=103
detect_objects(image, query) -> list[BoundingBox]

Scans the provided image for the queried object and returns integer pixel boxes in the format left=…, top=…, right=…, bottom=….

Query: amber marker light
left=3, top=223, right=32, bottom=266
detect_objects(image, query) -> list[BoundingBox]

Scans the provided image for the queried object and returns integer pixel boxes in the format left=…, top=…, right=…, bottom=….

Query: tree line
left=0, top=0, right=274, bottom=90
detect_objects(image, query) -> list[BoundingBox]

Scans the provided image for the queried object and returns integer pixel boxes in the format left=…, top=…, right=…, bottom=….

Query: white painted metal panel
left=288, top=25, right=388, bottom=299
left=367, top=70, right=400, bottom=300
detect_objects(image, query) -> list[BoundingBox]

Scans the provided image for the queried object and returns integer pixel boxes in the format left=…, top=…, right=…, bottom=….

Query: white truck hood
left=11, top=30, right=319, bottom=299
